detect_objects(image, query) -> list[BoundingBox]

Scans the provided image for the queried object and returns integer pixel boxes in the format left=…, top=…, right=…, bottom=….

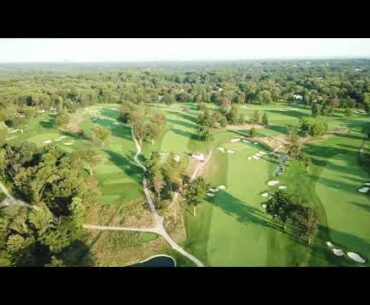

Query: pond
left=130, top=255, right=176, bottom=267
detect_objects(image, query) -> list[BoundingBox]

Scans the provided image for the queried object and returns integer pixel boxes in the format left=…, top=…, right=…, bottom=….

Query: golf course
left=4, top=101, right=369, bottom=267
left=0, top=58, right=370, bottom=268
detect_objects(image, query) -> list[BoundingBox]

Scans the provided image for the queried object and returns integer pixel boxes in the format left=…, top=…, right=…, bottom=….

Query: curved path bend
left=84, top=129, right=204, bottom=267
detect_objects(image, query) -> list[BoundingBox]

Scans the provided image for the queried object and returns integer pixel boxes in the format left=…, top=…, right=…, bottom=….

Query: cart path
left=84, top=129, right=204, bottom=267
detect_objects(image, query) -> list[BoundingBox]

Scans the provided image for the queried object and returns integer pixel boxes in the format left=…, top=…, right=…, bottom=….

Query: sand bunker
left=358, top=187, right=369, bottom=193
left=253, top=156, right=260, bottom=160
left=332, top=248, right=345, bottom=256
left=230, top=138, right=241, bottom=143
left=261, top=192, right=269, bottom=198
left=207, top=193, right=215, bottom=197
left=247, top=157, right=252, bottom=160
left=278, top=185, right=287, bottom=190
left=209, top=188, right=219, bottom=193
left=262, top=204, right=267, bottom=209
left=364, top=182, right=370, bottom=186
left=227, top=149, right=235, bottom=154
left=326, top=241, right=334, bottom=248
left=64, top=142, right=73, bottom=146
left=42, top=140, right=52, bottom=144
left=347, top=252, right=366, bottom=263
left=253, top=142, right=258, bottom=145
left=242, top=140, right=250, bottom=144
left=218, top=185, right=226, bottom=190
left=267, top=180, right=280, bottom=186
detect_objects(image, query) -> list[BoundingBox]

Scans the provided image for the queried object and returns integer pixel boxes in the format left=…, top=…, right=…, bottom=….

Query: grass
left=6, top=101, right=370, bottom=266
left=182, top=103, right=370, bottom=266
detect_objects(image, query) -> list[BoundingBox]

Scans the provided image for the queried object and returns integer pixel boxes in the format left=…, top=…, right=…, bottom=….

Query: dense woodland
left=0, top=60, right=369, bottom=266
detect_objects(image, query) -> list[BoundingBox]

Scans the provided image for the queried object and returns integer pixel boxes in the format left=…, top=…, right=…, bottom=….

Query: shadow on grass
left=39, top=118, right=55, bottom=129
left=168, top=118, right=196, bottom=129
left=104, top=149, right=143, bottom=183
left=172, top=128, right=200, bottom=140
left=268, top=109, right=309, bottom=119
left=265, top=124, right=288, bottom=135
left=99, top=107, right=120, bottom=120
left=207, top=191, right=282, bottom=232
left=59, top=240, right=95, bottom=266
left=349, top=201, right=370, bottom=213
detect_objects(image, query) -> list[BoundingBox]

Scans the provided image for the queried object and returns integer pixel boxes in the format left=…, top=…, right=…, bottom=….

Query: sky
left=0, top=38, right=369, bottom=62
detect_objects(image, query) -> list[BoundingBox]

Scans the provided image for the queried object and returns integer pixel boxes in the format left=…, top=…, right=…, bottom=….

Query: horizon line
left=1, top=56, right=370, bottom=64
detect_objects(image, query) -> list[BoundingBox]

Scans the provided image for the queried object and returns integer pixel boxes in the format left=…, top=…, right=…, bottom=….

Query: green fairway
left=183, top=103, right=370, bottom=267
left=8, top=104, right=144, bottom=206
left=6, top=101, right=369, bottom=267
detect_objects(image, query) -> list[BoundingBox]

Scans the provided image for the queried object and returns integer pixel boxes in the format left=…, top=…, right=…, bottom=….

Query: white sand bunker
left=358, top=187, right=369, bottom=193
left=209, top=188, right=219, bottom=193
left=54, top=138, right=62, bottom=141
left=254, top=142, right=258, bottom=145
left=247, top=157, right=252, bottom=160
left=267, top=180, right=280, bottom=186
left=326, top=241, right=334, bottom=248
left=259, top=151, right=267, bottom=155
left=278, top=185, right=287, bottom=190
left=261, top=192, right=269, bottom=198
left=253, top=156, right=260, bottom=160
left=218, top=185, right=226, bottom=190
left=347, top=252, right=366, bottom=263
left=64, top=142, right=74, bottom=146
left=113, top=122, right=120, bottom=125
left=207, top=193, right=215, bottom=197
left=42, top=140, right=52, bottom=144
left=242, top=139, right=250, bottom=144
left=59, top=136, right=66, bottom=139
left=217, top=147, right=225, bottom=153
left=230, top=138, right=241, bottom=143
left=227, top=149, right=236, bottom=154
left=364, top=182, right=370, bottom=186
left=332, top=248, right=345, bottom=256
left=262, top=204, right=267, bottom=209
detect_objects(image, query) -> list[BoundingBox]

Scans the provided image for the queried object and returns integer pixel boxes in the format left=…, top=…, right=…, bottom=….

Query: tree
left=265, top=190, right=320, bottom=244
left=196, top=110, right=213, bottom=140
left=55, top=112, right=69, bottom=129
left=249, top=127, right=257, bottom=138
left=74, top=147, right=102, bottom=176
left=311, top=103, right=319, bottom=117
left=92, top=126, right=111, bottom=147
left=132, top=121, right=148, bottom=145
left=250, top=110, right=260, bottom=124
left=344, top=107, right=352, bottom=117
left=152, top=170, right=165, bottom=200
left=262, top=112, right=269, bottom=126
left=257, top=90, right=273, bottom=104
left=184, top=177, right=209, bottom=216
left=226, top=105, right=239, bottom=124
left=300, top=117, right=328, bottom=136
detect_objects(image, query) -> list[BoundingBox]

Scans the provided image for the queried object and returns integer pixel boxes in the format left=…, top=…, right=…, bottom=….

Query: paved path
left=0, top=180, right=39, bottom=210
left=84, top=129, right=204, bottom=267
